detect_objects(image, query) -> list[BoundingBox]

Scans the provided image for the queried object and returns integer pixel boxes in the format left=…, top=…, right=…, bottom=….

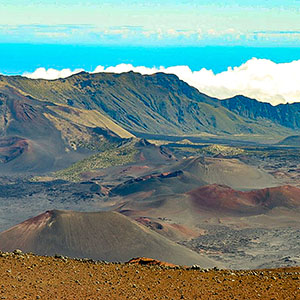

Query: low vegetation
left=199, top=144, right=245, bottom=156
left=53, top=143, right=138, bottom=182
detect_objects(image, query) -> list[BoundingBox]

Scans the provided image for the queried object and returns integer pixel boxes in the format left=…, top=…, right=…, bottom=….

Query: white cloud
left=93, top=63, right=160, bottom=75
left=139, top=28, right=237, bottom=40
left=34, top=32, right=69, bottom=38
left=22, top=58, right=300, bottom=105
left=102, top=28, right=131, bottom=38
left=23, top=67, right=84, bottom=80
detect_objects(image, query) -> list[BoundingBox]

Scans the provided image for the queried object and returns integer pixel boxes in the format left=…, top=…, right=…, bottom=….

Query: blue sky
left=1, top=0, right=300, bottom=46
left=1, top=1, right=300, bottom=105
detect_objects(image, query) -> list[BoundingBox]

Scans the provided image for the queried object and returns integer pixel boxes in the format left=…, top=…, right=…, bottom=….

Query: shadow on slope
left=110, top=170, right=206, bottom=199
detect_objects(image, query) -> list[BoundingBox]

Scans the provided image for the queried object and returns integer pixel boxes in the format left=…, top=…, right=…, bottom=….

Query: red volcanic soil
left=188, top=184, right=300, bottom=214
left=0, top=136, right=31, bottom=163
left=248, top=185, right=300, bottom=208
left=0, top=252, right=299, bottom=300
left=0, top=210, right=53, bottom=250
left=11, top=100, right=38, bottom=122
left=18, top=210, right=53, bottom=227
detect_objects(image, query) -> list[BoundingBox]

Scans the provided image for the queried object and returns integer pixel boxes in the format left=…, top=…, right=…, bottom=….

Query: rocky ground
left=0, top=251, right=299, bottom=299
left=181, top=226, right=300, bottom=270
left=0, top=178, right=105, bottom=232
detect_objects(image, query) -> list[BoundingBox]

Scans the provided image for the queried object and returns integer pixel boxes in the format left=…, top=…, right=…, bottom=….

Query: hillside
left=116, top=182, right=300, bottom=269
left=116, top=183, right=300, bottom=223
left=108, top=155, right=278, bottom=205
left=221, top=95, right=300, bottom=130
left=46, top=138, right=176, bottom=182
left=188, top=184, right=300, bottom=215
left=169, top=156, right=278, bottom=190
left=0, top=86, right=133, bottom=173
left=0, top=72, right=294, bottom=136
left=110, top=170, right=206, bottom=199
left=53, top=141, right=139, bottom=182
left=0, top=210, right=217, bottom=267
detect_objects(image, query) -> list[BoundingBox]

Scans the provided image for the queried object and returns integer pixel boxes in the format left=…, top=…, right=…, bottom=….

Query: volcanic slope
left=221, top=95, right=300, bottom=131
left=0, top=210, right=218, bottom=267
left=0, top=72, right=293, bottom=136
left=109, top=170, right=206, bottom=200
left=116, top=184, right=300, bottom=226
left=112, top=156, right=279, bottom=199
left=115, top=183, right=300, bottom=263
left=108, top=154, right=279, bottom=211
left=51, top=138, right=176, bottom=182
left=0, top=86, right=133, bottom=173
left=169, top=156, right=278, bottom=190
left=188, top=184, right=300, bottom=215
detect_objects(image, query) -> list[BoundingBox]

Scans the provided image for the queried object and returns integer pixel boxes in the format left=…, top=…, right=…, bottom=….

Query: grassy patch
left=53, top=143, right=138, bottom=182
left=199, top=144, right=245, bottom=156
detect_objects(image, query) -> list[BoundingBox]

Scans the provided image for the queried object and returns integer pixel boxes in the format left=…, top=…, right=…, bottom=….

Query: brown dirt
left=0, top=251, right=299, bottom=300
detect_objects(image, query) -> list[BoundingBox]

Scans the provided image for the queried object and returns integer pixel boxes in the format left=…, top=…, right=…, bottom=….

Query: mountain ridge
left=0, top=71, right=295, bottom=136
left=220, top=95, right=300, bottom=130
left=1, top=71, right=299, bottom=173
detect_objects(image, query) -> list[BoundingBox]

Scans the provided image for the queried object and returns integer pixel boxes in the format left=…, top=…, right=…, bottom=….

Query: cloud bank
left=23, top=67, right=84, bottom=80
left=23, top=58, right=300, bottom=105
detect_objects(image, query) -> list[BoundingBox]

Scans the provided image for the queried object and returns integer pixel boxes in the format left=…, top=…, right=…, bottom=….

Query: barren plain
left=0, top=251, right=300, bottom=300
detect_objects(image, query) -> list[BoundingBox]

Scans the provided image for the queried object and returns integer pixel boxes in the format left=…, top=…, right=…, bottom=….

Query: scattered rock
left=13, top=249, right=23, bottom=255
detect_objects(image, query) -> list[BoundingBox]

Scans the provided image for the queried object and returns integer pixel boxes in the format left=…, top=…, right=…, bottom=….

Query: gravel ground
left=0, top=251, right=299, bottom=300
left=181, top=226, right=300, bottom=270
